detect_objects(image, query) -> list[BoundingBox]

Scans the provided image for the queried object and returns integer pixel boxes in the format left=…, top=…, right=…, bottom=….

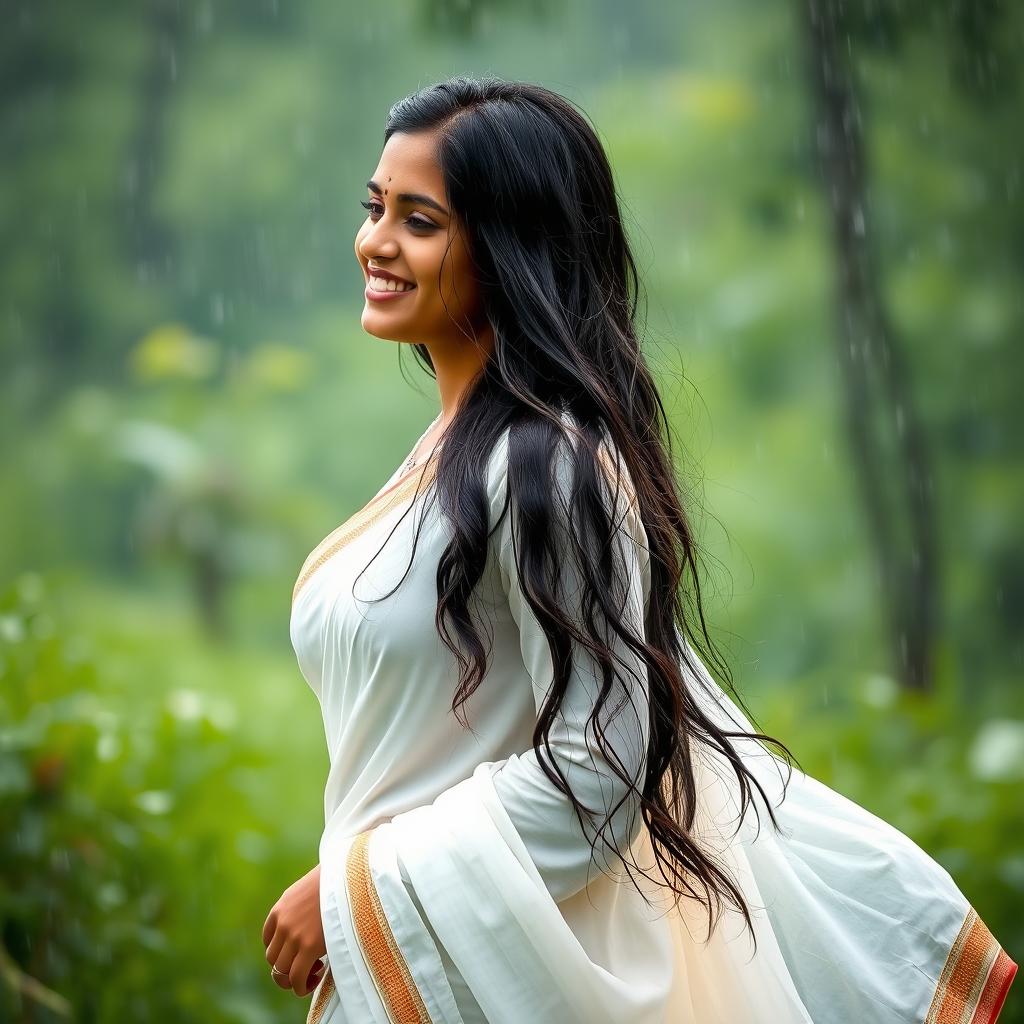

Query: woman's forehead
left=372, top=131, right=444, bottom=193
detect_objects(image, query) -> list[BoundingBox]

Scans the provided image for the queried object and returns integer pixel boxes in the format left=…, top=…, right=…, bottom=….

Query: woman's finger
left=302, top=959, right=326, bottom=997
left=290, top=947, right=319, bottom=996
left=270, top=939, right=298, bottom=990
left=261, top=909, right=277, bottom=948
left=264, top=928, right=286, bottom=968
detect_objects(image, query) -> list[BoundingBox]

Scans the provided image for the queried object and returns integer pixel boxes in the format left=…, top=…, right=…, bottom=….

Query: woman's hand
left=263, top=862, right=328, bottom=997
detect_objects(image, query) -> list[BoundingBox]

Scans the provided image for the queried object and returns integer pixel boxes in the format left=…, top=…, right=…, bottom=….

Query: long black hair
left=369, top=75, right=801, bottom=948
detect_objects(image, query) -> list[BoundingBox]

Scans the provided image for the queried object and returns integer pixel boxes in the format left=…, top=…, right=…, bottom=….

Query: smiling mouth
left=366, top=274, right=417, bottom=294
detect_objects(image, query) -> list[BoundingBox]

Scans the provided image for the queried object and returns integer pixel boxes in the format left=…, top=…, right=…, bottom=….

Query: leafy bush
left=0, top=573, right=286, bottom=1023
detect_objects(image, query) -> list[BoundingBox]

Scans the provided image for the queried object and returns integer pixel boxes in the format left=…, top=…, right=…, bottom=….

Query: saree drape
left=290, top=416, right=1017, bottom=1024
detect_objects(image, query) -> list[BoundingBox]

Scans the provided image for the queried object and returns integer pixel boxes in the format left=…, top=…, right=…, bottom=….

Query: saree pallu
left=307, top=657, right=1018, bottom=1024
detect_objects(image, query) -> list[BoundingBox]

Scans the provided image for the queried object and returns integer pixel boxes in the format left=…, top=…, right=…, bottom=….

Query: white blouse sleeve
left=481, top=428, right=653, bottom=904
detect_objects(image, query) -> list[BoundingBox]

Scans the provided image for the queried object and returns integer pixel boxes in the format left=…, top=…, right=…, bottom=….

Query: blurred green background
left=2, top=0, right=1021, bottom=1020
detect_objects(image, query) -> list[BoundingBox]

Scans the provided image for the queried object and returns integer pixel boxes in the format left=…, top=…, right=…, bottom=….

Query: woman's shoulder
left=483, top=412, right=640, bottom=524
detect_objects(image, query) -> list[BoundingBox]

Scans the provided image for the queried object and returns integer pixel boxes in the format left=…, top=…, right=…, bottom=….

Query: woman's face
left=355, top=130, right=487, bottom=347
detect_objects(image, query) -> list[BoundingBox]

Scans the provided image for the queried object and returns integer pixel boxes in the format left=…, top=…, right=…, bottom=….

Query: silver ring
left=271, top=965, right=288, bottom=978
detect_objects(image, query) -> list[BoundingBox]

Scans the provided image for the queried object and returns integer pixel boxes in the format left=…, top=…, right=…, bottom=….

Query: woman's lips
left=365, top=280, right=417, bottom=302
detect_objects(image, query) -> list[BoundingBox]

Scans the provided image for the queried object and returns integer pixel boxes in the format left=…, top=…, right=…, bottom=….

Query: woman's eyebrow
left=366, top=179, right=449, bottom=217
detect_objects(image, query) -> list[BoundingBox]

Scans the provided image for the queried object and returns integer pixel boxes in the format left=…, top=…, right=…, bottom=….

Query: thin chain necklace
left=400, top=412, right=445, bottom=474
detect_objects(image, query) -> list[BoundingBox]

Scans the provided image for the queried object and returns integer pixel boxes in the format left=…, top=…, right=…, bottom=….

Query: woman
left=262, top=77, right=1017, bottom=1023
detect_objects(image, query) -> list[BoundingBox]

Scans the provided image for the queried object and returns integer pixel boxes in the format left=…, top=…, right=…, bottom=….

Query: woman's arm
left=474, top=429, right=652, bottom=902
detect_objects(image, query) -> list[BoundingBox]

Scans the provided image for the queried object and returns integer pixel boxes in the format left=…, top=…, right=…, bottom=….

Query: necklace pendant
left=403, top=412, right=443, bottom=475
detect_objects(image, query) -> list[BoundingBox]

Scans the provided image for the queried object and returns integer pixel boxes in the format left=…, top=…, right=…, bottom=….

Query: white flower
left=968, top=719, right=1024, bottom=781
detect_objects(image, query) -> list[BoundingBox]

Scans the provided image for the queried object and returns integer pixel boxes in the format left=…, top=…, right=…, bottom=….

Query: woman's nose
left=357, top=221, right=400, bottom=262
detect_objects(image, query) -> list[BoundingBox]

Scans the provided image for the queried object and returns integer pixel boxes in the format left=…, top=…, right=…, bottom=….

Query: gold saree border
left=345, top=829, right=432, bottom=1024
left=292, top=458, right=439, bottom=607
left=306, top=964, right=336, bottom=1024
left=925, top=905, right=1018, bottom=1024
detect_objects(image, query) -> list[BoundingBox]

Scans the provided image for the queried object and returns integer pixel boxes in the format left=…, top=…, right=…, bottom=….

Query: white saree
left=289, top=416, right=1017, bottom=1024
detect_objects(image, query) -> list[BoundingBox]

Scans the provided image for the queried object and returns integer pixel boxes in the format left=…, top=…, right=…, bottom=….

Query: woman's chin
left=360, top=309, right=417, bottom=343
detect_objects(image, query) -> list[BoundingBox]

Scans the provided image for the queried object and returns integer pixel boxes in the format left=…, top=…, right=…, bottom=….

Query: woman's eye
left=360, top=200, right=436, bottom=231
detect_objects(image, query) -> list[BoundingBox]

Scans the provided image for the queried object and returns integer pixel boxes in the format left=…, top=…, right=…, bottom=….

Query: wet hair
left=367, top=75, right=801, bottom=947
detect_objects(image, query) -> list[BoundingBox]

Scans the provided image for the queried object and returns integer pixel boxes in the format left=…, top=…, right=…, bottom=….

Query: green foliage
left=0, top=573, right=310, bottom=1022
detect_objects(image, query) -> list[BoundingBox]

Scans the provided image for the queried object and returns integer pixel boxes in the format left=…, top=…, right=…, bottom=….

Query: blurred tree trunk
left=121, top=0, right=184, bottom=282
left=798, top=0, right=939, bottom=693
